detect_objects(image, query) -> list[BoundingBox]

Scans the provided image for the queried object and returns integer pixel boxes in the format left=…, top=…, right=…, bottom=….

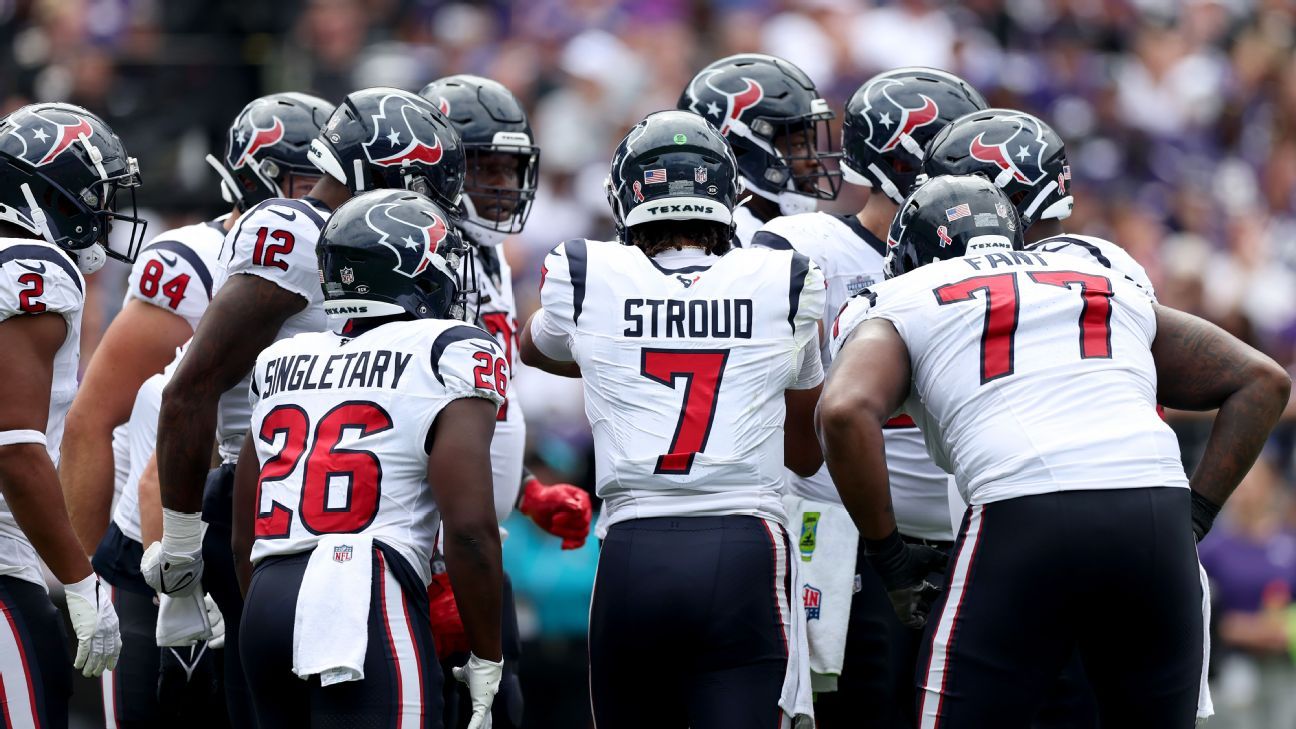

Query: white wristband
left=62, top=573, right=98, bottom=600
left=161, top=509, right=204, bottom=554
left=0, top=430, right=47, bottom=448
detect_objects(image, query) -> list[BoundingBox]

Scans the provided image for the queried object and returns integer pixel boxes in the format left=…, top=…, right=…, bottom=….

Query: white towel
left=293, top=534, right=373, bottom=686
left=782, top=495, right=858, bottom=692
left=1197, top=560, right=1214, bottom=723
left=155, top=591, right=210, bottom=647
left=774, top=518, right=815, bottom=729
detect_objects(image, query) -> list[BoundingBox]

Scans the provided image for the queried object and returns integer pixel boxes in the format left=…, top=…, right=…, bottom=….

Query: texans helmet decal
left=364, top=201, right=452, bottom=278
left=859, top=78, right=939, bottom=154
left=363, top=94, right=444, bottom=168
left=968, top=115, right=1050, bottom=185
left=436, top=97, right=451, bottom=117
left=228, top=117, right=285, bottom=169
left=3, top=107, right=95, bottom=167
left=687, top=71, right=765, bottom=137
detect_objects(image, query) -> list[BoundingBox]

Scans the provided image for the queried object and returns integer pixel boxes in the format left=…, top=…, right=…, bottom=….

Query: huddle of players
left=0, top=50, right=1287, bottom=729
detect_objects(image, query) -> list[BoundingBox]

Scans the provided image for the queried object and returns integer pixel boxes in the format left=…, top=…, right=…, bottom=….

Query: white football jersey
left=248, top=318, right=506, bottom=585
left=213, top=198, right=330, bottom=463
left=111, top=371, right=166, bottom=543
left=832, top=249, right=1188, bottom=506
left=732, top=205, right=763, bottom=248
left=123, top=217, right=226, bottom=329
left=1027, top=233, right=1156, bottom=301
left=0, top=237, right=86, bottom=586
left=534, top=239, right=825, bottom=531
left=754, top=213, right=959, bottom=540
left=111, top=218, right=226, bottom=502
left=468, top=241, right=526, bottom=520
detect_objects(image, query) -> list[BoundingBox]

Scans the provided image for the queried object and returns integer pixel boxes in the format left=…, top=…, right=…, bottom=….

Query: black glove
left=864, top=530, right=950, bottom=629
left=1190, top=490, right=1222, bottom=542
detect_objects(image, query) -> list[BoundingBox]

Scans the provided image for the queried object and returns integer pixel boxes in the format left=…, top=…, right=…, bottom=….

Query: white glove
left=141, top=541, right=204, bottom=597
left=453, top=653, right=503, bottom=729
left=141, top=510, right=206, bottom=598
left=205, top=594, right=225, bottom=650
left=63, top=574, right=122, bottom=678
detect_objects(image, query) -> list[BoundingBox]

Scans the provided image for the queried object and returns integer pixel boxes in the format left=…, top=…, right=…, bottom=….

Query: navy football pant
left=202, top=462, right=255, bottom=727
left=915, top=488, right=1203, bottom=729
left=589, top=516, right=793, bottom=729
left=240, top=543, right=442, bottom=729
left=813, top=538, right=949, bottom=729
left=0, top=575, right=70, bottom=728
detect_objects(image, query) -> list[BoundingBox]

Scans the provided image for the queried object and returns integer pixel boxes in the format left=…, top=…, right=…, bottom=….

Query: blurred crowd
left=5, top=0, right=1296, bottom=725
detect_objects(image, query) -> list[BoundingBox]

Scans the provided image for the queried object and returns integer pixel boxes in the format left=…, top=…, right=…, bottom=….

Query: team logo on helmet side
left=859, top=78, right=939, bottom=154
left=687, top=70, right=765, bottom=136
left=228, top=117, right=286, bottom=169
left=3, top=108, right=95, bottom=167
left=436, top=97, right=451, bottom=116
left=968, top=115, right=1050, bottom=185
left=362, top=94, right=444, bottom=168
left=363, top=201, right=452, bottom=278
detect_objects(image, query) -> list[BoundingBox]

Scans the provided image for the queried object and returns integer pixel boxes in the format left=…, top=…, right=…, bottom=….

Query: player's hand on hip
left=520, top=477, right=593, bottom=549
left=864, top=531, right=950, bottom=629
left=141, top=541, right=205, bottom=597
left=63, top=574, right=122, bottom=677
left=453, top=653, right=504, bottom=729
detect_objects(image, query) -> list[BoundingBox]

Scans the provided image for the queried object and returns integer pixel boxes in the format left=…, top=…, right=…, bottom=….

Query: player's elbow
left=816, top=389, right=887, bottom=441
left=785, top=443, right=823, bottom=478
left=0, top=443, right=50, bottom=489
left=1250, top=356, right=1292, bottom=414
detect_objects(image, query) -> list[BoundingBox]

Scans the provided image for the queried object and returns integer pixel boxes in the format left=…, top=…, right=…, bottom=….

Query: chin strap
left=19, top=183, right=55, bottom=244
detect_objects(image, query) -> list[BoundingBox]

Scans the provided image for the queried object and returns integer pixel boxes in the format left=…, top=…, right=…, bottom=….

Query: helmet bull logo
left=6, top=108, right=95, bottom=167
left=968, top=115, right=1050, bottom=185
left=364, top=201, right=450, bottom=277
left=363, top=94, right=444, bottom=167
left=690, top=71, right=765, bottom=137
left=861, top=78, right=939, bottom=154
left=229, top=116, right=285, bottom=169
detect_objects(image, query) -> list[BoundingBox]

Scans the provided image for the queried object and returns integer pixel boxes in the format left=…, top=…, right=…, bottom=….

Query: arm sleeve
left=828, top=291, right=876, bottom=360
left=126, top=241, right=214, bottom=328
left=532, top=241, right=580, bottom=362
left=221, top=202, right=326, bottom=304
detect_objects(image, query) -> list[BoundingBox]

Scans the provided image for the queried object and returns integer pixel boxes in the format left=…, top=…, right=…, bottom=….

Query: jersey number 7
left=640, top=349, right=729, bottom=475
left=934, top=270, right=1113, bottom=384
left=254, top=401, right=393, bottom=538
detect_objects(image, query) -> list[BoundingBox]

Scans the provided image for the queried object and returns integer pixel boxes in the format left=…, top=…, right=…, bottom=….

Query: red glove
left=519, top=477, right=592, bottom=550
left=427, top=572, right=469, bottom=661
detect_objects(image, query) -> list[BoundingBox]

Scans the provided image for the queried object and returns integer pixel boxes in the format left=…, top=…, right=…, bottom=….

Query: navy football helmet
left=418, top=75, right=539, bottom=246
left=606, top=110, right=742, bottom=242
left=921, top=108, right=1072, bottom=228
left=318, top=189, right=472, bottom=322
left=679, top=53, right=839, bottom=214
left=207, top=92, right=335, bottom=211
left=0, top=102, right=146, bottom=270
left=884, top=174, right=1023, bottom=279
left=841, top=68, right=987, bottom=204
left=308, top=88, right=465, bottom=214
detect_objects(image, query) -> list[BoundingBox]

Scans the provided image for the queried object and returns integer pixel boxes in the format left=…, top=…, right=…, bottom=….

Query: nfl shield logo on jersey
left=333, top=545, right=353, bottom=563
left=340, top=267, right=355, bottom=285
left=803, top=584, right=822, bottom=621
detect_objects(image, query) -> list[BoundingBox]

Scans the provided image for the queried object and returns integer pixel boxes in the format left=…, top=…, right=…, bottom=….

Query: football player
left=678, top=53, right=840, bottom=246
left=0, top=102, right=143, bottom=722
left=233, top=189, right=505, bottom=728
left=143, top=87, right=465, bottom=725
left=821, top=175, right=1289, bottom=726
left=418, top=74, right=590, bottom=728
left=750, top=67, right=986, bottom=728
left=58, top=92, right=332, bottom=728
left=922, top=107, right=1153, bottom=293
left=520, top=111, right=825, bottom=727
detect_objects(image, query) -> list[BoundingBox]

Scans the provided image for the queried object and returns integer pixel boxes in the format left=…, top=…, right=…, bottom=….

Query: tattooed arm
left=157, top=274, right=302, bottom=512
left=1152, top=305, right=1291, bottom=515
left=815, top=318, right=911, bottom=541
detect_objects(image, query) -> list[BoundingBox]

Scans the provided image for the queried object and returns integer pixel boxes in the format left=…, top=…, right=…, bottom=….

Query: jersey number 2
left=934, top=270, right=1113, bottom=384
left=640, top=349, right=729, bottom=475
left=17, top=273, right=44, bottom=314
left=254, top=401, right=393, bottom=538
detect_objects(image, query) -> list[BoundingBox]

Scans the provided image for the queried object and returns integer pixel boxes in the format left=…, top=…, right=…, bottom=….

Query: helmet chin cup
left=206, top=154, right=243, bottom=206
left=74, top=243, right=106, bottom=274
